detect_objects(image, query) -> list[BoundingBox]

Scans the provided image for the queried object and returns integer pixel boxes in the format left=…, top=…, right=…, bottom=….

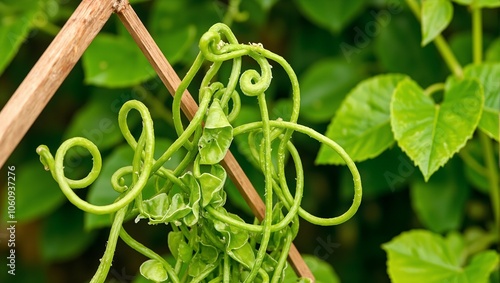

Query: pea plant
left=36, top=23, right=362, bottom=283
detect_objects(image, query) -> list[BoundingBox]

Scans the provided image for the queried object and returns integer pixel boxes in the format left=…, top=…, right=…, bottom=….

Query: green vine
left=36, top=23, right=362, bottom=282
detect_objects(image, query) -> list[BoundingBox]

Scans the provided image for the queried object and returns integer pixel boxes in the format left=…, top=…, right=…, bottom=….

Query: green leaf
left=82, top=34, right=156, bottom=88
left=294, top=0, right=365, bottom=33
left=198, top=164, right=227, bottom=207
left=410, top=158, right=470, bottom=233
left=485, top=38, right=500, bottom=62
left=283, top=255, right=340, bottom=283
left=374, top=16, right=447, bottom=86
left=2, top=161, right=65, bottom=222
left=254, top=0, right=280, bottom=10
left=316, top=74, right=407, bottom=165
left=463, top=63, right=500, bottom=141
left=383, top=230, right=499, bottom=283
left=390, top=78, right=484, bottom=181
left=421, top=0, right=454, bottom=46
left=0, top=0, right=42, bottom=75
left=299, top=58, right=367, bottom=123
left=140, top=259, right=168, bottom=282
left=198, top=100, right=233, bottom=165
left=40, top=205, right=97, bottom=262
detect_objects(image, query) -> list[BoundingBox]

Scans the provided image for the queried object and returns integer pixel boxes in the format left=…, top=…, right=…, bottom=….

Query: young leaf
left=299, top=58, right=367, bottom=123
left=82, top=34, right=156, bottom=88
left=410, top=158, right=470, bottom=233
left=294, top=0, right=365, bottom=33
left=421, top=0, right=454, bottom=46
left=391, top=78, right=483, bottom=181
left=316, top=74, right=407, bottom=165
left=383, top=230, right=499, bottom=283
left=463, top=63, right=500, bottom=141
left=198, top=100, right=233, bottom=165
left=140, top=259, right=168, bottom=282
left=198, top=164, right=227, bottom=207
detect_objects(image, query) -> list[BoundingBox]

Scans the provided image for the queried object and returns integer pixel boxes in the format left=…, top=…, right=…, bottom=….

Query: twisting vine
left=37, top=23, right=362, bottom=283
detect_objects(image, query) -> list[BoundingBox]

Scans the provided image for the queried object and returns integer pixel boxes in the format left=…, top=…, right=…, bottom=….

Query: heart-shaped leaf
left=316, top=74, right=407, bottom=165
left=390, top=78, right=483, bottom=181
left=422, top=0, right=454, bottom=46
left=463, top=63, right=500, bottom=141
left=383, top=230, right=499, bottom=283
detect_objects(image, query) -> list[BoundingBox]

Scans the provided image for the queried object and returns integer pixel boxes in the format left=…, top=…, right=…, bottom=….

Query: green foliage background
left=0, top=0, right=499, bottom=282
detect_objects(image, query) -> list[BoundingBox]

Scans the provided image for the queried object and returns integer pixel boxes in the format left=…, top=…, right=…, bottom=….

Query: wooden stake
left=117, top=3, right=314, bottom=281
left=0, top=0, right=115, bottom=167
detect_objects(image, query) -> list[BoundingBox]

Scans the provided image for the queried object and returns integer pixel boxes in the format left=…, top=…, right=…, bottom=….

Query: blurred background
left=0, top=0, right=498, bottom=282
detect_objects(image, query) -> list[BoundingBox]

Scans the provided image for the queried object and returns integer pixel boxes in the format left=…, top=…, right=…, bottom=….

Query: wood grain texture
left=0, top=0, right=116, bottom=167
left=117, top=4, right=314, bottom=281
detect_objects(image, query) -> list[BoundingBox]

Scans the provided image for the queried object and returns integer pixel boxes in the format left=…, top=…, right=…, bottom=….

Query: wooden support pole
left=0, top=0, right=116, bottom=167
left=117, top=3, right=314, bottom=281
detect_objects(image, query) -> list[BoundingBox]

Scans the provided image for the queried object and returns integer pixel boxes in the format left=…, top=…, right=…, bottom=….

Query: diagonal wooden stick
left=116, top=3, right=314, bottom=281
left=0, top=0, right=116, bottom=168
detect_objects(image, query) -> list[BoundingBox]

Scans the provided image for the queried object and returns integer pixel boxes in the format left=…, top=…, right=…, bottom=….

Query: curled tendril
left=37, top=22, right=362, bottom=283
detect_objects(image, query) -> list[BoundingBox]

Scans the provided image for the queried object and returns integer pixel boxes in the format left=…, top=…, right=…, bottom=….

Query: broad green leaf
left=294, top=0, right=365, bottom=33
left=410, top=158, right=470, bottom=233
left=383, top=230, right=499, bottom=283
left=140, top=259, right=168, bottom=282
left=199, top=100, right=233, bottom=164
left=0, top=0, right=42, bottom=75
left=82, top=34, right=155, bottom=88
left=316, top=74, right=407, bottom=165
left=374, top=16, right=447, bottom=86
left=40, top=205, right=97, bottom=262
left=2, top=161, right=65, bottom=222
left=391, top=78, right=484, bottom=181
left=463, top=63, right=500, bottom=141
left=299, top=58, right=367, bottom=123
left=283, top=255, right=340, bottom=283
left=421, top=0, right=453, bottom=46
left=486, top=38, right=500, bottom=62
left=180, top=172, right=202, bottom=226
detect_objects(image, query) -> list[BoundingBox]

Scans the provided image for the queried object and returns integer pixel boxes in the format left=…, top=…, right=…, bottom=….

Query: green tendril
left=36, top=22, right=362, bottom=283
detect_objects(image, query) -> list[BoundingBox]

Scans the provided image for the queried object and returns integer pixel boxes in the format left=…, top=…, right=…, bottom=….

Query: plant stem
left=471, top=7, right=500, bottom=235
left=479, top=132, right=500, bottom=231
left=404, top=0, right=463, bottom=78
left=472, top=7, right=483, bottom=65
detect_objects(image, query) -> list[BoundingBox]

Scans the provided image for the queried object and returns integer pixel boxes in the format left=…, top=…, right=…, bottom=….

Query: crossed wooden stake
left=0, top=0, right=315, bottom=280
